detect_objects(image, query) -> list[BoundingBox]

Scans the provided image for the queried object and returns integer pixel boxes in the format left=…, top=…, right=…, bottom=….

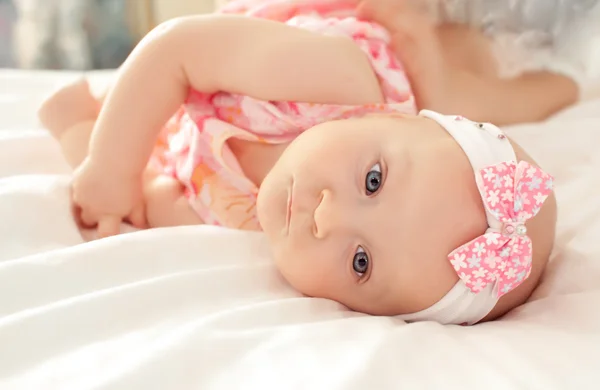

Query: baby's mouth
left=285, top=179, right=294, bottom=234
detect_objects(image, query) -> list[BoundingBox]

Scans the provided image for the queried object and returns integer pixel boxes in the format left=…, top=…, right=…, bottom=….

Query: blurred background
left=1, top=0, right=598, bottom=71
left=0, top=0, right=221, bottom=70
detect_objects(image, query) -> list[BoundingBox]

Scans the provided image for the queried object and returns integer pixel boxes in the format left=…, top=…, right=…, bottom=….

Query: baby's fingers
left=78, top=208, right=98, bottom=228
left=97, top=215, right=122, bottom=238
left=127, top=203, right=147, bottom=229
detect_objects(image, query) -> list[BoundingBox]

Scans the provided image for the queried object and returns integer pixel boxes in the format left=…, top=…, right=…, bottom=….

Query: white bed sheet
left=1, top=69, right=600, bottom=390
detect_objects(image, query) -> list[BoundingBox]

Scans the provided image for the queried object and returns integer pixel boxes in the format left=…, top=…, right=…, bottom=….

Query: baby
left=38, top=0, right=562, bottom=324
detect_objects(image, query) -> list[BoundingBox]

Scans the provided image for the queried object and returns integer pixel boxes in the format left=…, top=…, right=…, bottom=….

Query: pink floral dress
left=154, top=0, right=416, bottom=231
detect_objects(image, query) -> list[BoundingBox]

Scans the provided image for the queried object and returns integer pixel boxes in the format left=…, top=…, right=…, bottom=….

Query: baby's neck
left=227, top=138, right=289, bottom=186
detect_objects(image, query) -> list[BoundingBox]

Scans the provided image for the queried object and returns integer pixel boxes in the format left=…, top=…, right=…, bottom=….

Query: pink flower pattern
left=449, top=161, right=554, bottom=297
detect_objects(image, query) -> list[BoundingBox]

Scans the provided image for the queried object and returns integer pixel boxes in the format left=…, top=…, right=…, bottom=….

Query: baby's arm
left=90, top=14, right=382, bottom=175
left=75, top=14, right=384, bottom=232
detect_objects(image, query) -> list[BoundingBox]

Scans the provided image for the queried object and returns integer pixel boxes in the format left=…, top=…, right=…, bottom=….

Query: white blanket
left=1, top=69, right=600, bottom=390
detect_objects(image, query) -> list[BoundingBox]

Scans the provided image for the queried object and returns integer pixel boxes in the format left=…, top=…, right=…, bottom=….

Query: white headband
left=396, top=110, right=553, bottom=325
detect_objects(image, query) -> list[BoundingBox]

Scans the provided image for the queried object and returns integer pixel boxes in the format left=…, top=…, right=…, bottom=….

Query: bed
left=1, top=68, right=600, bottom=389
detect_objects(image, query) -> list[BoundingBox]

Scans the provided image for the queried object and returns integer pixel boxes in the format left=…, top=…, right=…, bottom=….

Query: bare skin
left=37, top=6, right=562, bottom=322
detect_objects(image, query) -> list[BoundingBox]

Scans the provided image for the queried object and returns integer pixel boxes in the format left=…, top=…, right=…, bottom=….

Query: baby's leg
left=388, top=10, right=578, bottom=125
left=38, top=79, right=99, bottom=167
left=143, top=173, right=203, bottom=227
left=38, top=80, right=202, bottom=229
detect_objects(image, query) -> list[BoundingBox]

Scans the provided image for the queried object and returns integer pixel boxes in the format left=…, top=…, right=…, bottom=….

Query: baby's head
left=257, top=110, right=554, bottom=325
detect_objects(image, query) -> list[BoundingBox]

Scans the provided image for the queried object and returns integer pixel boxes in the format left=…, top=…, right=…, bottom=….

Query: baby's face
left=257, top=114, right=487, bottom=316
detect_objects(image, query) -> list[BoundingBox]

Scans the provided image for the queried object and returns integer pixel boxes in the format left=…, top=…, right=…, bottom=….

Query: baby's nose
left=313, top=189, right=348, bottom=238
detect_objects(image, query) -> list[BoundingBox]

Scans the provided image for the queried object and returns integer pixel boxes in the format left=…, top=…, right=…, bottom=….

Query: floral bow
left=449, top=161, right=554, bottom=298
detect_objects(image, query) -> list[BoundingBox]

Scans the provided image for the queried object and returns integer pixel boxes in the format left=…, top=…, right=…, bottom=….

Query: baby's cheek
left=274, top=243, right=346, bottom=300
left=273, top=253, right=318, bottom=296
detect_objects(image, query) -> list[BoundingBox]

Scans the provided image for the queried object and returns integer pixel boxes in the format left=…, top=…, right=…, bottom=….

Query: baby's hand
left=71, top=157, right=146, bottom=238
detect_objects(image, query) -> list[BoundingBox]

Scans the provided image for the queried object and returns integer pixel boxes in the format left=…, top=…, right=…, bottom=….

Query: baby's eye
left=365, top=163, right=382, bottom=195
left=353, top=246, right=369, bottom=277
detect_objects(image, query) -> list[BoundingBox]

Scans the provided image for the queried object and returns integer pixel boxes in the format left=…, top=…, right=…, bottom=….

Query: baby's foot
left=38, top=79, right=99, bottom=139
